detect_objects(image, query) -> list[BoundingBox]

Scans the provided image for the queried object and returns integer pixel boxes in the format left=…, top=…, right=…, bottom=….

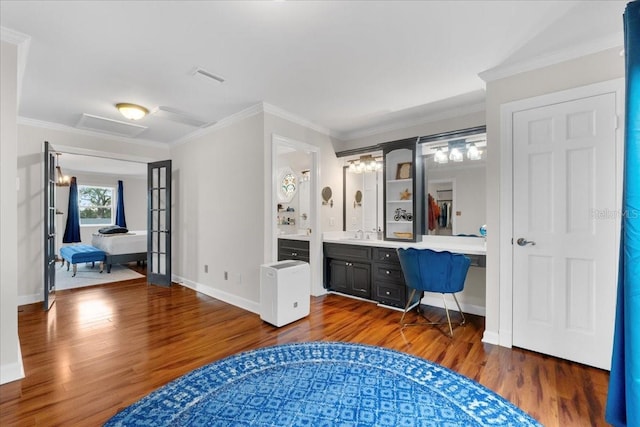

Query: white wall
left=0, top=40, right=24, bottom=384
left=16, top=124, right=169, bottom=305
left=171, top=113, right=266, bottom=312
left=483, top=47, right=625, bottom=344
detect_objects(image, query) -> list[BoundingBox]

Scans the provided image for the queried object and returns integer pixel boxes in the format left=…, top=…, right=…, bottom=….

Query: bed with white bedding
left=91, top=230, right=147, bottom=273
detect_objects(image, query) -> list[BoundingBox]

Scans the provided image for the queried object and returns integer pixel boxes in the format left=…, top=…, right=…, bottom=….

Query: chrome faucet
left=355, top=229, right=364, bottom=239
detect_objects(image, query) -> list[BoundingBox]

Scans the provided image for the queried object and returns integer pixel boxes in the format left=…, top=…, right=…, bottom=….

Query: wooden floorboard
left=0, top=271, right=610, bottom=426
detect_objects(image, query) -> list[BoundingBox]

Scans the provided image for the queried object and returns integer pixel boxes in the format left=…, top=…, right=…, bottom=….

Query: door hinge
left=511, top=237, right=513, bottom=245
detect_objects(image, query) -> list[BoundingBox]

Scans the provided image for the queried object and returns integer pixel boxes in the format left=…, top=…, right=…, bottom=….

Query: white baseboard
left=173, top=275, right=260, bottom=315
left=18, top=293, right=41, bottom=306
left=419, top=294, right=486, bottom=317
left=481, top=330, right=500, bottom=346
left=0, top=346, right=25, bottom=385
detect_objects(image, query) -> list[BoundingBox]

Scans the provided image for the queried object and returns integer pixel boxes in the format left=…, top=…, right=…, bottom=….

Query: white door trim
left=498, top=78, right=625, bottom=348
left=270, top=134, right=323, bottom=296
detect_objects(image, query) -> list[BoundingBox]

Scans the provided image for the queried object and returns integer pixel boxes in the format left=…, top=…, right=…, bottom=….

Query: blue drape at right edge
left=115, top=180, right=127, bottom=228
left=606, top=2, right=640, bottom=426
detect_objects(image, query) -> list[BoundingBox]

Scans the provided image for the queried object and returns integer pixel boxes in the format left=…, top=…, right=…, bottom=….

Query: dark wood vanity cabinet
left=328, top=259, right=371, bottom=299
left=324, top=243, right=413, bottom=309
left=371, top=247, right=408, bottom=308
left=278, top=239, right=310, bottom=263
left=324, top=243, right=372, bottom=299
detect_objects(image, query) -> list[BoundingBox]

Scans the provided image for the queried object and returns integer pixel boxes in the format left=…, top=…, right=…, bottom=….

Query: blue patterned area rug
left=105, top=342, right=541, bottom=426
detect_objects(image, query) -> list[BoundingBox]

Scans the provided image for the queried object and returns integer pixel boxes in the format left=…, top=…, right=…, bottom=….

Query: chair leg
left=452, top=294, right=466, bottom=326
left=400, top=289, right=417, bottom=325
left=442, top=294, right=454, bottom=337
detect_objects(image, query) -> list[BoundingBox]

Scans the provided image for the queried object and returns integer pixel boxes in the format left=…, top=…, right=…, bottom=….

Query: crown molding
left=340, top=101, right=486, bottom=142
left=479, top=32, right=624, bottom=83
left=1, top=26, right=30, bottom=45
left=1, top=26, right=31, bottom=106
left=170, top=103, right=264, bottom=147
left=262, top=102, right=332, bottom=137
left=17, top=116, right=167, bottom=149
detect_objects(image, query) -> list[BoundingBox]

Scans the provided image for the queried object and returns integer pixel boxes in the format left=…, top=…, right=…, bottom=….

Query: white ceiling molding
left=17, top=116, right=167, bottom=149
left=53, top=143, right=156, bottom=165
left=262, top=102, right=332, bottom=137
left=340, top=101, right=486, bottom=142
left=479, top=32, right=624, bottom=83
left=1, top=26, right=31, bottom=106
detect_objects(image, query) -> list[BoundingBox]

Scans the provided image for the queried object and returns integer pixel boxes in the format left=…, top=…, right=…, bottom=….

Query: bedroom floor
left=0, top=269, right=608, bottom=426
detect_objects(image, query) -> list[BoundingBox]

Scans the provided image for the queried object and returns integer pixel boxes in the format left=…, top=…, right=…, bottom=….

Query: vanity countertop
left=322, top=232, right=486, bottom=255
left=278, top=234, right=310, bottom=242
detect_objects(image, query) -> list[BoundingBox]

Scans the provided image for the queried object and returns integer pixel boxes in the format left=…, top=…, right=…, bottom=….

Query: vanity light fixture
left=348, top=155, right=382, bottom=173
left=449, top=148, right=464, bottom=162
left=116, top=103, right=149, bottom=120
left=434, top=148, right=448, bottom=164
left=466, top=142, right=482, bottom=160
left=55, top=153, right=70, bottom=187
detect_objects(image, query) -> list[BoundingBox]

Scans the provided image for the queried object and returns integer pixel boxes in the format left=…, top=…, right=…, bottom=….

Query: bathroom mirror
left=422, top=133, right=486, bottom=237
left=343, top=164, right=383, bottom=233
left=341, top=130, right=486, bottom=238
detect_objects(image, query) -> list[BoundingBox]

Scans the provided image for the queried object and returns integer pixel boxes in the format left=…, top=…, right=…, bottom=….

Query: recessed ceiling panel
left=76, top=113, right=147, bottom=138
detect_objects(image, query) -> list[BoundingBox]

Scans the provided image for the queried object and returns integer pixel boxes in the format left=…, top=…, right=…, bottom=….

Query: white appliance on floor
left=260, top=260, right=310, bottom=327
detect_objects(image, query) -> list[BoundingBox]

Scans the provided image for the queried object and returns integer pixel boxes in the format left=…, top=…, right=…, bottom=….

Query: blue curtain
left=606, top=2, right=640, bottom=426
left=115, top=180, right=127, bottom=228
left=63, top=176, right=81, bottom=243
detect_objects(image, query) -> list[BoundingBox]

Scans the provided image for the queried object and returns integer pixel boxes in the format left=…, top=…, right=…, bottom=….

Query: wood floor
left=0, top=270, right=610, bottom=426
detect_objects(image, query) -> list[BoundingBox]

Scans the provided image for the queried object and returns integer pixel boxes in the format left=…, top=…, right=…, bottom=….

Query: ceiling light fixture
left=348, top=155, right=382, bottom=173
left=116, top=103, right=149, bottom=120
left=55, top=153, right=70, bottom=187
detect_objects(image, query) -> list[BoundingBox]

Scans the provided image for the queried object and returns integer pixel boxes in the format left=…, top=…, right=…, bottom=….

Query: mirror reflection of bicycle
left=393, top=208, right=413, bottom=221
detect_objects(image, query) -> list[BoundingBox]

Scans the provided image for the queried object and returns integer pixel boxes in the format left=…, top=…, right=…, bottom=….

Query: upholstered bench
left=59, top=245, right=106, bottom=277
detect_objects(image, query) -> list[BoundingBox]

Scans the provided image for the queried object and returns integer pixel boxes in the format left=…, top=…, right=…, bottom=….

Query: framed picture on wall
left=396, top=162, right=412, bottom=180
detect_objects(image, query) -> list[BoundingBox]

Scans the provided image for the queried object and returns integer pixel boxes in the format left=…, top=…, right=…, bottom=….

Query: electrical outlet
left=224, top=271, right=228, bottom=280
left=204, top=264, right=208, bottom=273
left=330, top=217, right=335, bottom=226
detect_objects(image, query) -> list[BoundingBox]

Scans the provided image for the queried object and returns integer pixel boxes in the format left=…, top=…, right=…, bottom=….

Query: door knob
left=516, top=238, right=536, bottom=246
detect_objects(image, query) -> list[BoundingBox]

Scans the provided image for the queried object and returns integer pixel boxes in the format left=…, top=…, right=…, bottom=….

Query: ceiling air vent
left=76, top=113, right=147, bottom=138
left=192, top=67, right=225, bottom=84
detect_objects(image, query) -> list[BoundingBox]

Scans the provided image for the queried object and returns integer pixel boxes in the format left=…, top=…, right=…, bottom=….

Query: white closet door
left=512, top=92, right=618, bottom=370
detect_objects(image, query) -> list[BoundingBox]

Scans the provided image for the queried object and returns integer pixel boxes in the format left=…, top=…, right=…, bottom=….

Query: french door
left=43, top=141, right=56, bottom=310
left=512, top=92, right=618, bottom=370
left=147, top=160, right=172, bottom=286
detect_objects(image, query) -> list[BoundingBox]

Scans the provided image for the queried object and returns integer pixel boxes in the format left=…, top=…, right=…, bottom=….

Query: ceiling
left=1, top=1, right=626, bottom=148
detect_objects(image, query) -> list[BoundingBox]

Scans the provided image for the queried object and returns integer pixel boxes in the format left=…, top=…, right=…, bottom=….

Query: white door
left=512, top=92, right=618, bottom=370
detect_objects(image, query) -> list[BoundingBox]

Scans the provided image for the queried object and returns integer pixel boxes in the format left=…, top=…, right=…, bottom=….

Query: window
left=78, top=185, right=114, bottom=226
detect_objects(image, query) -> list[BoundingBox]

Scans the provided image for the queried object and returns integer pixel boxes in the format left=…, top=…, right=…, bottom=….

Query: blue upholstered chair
left=397, top=248, right=471, bottom=337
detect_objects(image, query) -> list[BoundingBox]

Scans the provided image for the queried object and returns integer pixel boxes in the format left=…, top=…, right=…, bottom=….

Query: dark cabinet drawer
left=374, top=282, right=406, bottom=308
left=373, top=247, right=399, bottom=263
left=373, top=264, right=404, bottom=282
left=278, top=239, right=309, bottom=262
left=324, top=243, right=371, bottom=261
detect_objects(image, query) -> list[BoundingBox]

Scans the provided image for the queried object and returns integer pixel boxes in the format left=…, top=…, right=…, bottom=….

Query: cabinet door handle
left=385, top=291, right=390, bottom=295
left=292, top=252, right=297, bottom=256
left=385, top=253, right=390, bottom=258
